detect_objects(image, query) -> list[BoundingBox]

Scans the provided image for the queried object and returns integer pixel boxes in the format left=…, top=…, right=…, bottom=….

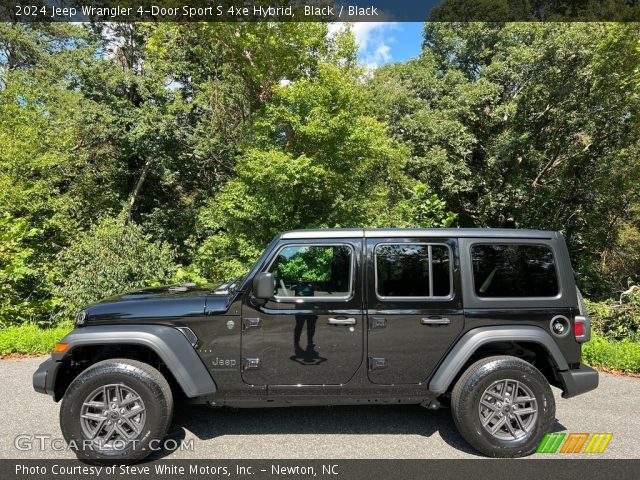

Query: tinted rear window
left=471, top=244, right=558, bottom=297
left=376, top=244, right=451, bottom=298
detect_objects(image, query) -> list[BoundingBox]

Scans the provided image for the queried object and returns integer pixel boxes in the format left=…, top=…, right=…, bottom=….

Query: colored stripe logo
left=537, top=432, right=613, bottom=454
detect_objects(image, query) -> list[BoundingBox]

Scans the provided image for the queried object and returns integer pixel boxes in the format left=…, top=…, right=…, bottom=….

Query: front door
left=241, top=239, right=364, bottom=386
left=366, top=237, right=464, bottom=384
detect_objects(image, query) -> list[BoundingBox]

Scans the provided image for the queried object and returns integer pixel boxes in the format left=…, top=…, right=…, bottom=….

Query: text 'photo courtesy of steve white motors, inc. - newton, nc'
left=14, top=462, right=337, bottom=477
left=12, top=3, right=381, bottom=20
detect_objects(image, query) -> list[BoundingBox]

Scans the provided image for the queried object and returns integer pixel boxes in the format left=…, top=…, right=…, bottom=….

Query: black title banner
left=2, top=0, right=640, bottom=22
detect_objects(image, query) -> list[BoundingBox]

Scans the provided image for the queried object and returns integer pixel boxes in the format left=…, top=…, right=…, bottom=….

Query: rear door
left=241, top=238, right=364, bottom=387
left=365, top=236, right=464, bottom=384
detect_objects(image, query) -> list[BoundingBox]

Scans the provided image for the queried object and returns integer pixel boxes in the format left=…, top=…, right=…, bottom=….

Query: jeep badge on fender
left=33, top=228, right=598, bottom=462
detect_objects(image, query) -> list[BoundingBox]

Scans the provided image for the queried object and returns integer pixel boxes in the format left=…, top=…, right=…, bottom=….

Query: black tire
left=451, top=355, right=555, bottom=458
left=60, top=358, right=173, bottom=463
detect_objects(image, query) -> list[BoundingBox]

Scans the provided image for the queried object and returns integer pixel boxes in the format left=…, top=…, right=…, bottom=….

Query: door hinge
left=369, top=357, right=388, bottom=370
left=369, top=316, right=386, bottom=329
left=242, top=317, right=262, bottom=329
left=243, top=357, right=260, bottom=370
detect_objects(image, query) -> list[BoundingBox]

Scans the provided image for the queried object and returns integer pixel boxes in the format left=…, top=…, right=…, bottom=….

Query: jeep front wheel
left=451, top=355, right=555, bottom=458
left=60, top=358, right=173, bottom=463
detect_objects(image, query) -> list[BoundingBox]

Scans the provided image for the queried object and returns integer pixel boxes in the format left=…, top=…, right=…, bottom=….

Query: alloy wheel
left=79, top=384, right=147, bottom=449
left=477, top=378, right=538, bottom=440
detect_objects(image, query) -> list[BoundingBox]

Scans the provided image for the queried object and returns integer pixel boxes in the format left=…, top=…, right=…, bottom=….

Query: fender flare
left=428, top=325, right=569, bottom=394
left=53, top=325, right=217, bottom=397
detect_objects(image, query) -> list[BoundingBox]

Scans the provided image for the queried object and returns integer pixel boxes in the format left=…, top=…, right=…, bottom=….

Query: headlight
left=75, top=310, right=87, bottom=327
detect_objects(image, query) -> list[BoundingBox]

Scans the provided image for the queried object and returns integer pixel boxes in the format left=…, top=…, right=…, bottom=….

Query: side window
left=431, top=245, right=451, bottom=296
left=471, top=244, right=558, bottom=298
left=375, top=244, right=451, bottom=298
left=268, top=245, right=352, bottom=298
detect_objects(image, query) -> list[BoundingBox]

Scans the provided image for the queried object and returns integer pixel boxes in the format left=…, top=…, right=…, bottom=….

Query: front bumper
left=32, top=357, right=60, bottom=399
left=559, top=364, right=599, bottom=398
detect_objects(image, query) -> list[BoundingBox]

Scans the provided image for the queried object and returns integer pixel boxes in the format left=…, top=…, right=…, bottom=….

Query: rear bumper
left=32, top=357, right=60, bottom=399
left=559, top=364, right=599, bottom=398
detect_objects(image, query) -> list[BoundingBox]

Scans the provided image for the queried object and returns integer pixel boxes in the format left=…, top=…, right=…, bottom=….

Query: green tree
left=53, top=217, right=177, bottom=317
left=79, top=23, right=343, bottom=255
left=370, top=23, right=640, bottom=297
left=0, top=215, right=46, bottom=326
left=195, top=63, right=454, bottom=281
left=0, top=22, right=353, bottom=322
left=0, top=24, right=111, bottom=324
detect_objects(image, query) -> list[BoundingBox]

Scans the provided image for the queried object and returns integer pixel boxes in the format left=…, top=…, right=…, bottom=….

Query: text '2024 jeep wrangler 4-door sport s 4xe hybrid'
left=33, top=228, right=598, bottom=461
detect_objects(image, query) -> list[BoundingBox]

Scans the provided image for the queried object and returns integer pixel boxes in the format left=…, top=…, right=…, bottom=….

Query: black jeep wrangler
left=33, top=228, right=598, bottom=461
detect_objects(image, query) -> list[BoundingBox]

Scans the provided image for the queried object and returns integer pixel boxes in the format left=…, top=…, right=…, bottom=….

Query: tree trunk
left=125, top=158, right=152, bottom=225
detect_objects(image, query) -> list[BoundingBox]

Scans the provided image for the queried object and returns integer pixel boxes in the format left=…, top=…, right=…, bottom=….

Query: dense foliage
left=582, top=336, right=640, bottom=374
left=0, top=22, right=638, bottom=327
left=53, top=216, right=177, bottom=318
left=369, top=23, right=640, bottom=298
left=587, top=286, right=640, bottom=342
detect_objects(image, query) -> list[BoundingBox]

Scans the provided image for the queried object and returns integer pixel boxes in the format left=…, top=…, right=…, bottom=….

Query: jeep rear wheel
left=451, top=355, right=555, bottom=458
left=60, top=358, right=173, bottom=463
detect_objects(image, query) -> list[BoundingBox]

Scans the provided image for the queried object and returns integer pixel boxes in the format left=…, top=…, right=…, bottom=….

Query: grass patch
left=583, top=336, right=640, bottom=374
left=0, top=323, right=73, bottom=355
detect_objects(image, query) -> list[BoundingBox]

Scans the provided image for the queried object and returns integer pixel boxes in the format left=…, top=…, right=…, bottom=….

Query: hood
left=82, top=283, right=232, bottom=325
left=95, top=284, right=212, bottom=304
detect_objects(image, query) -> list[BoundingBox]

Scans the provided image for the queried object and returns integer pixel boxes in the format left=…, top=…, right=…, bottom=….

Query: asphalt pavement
left=1, top=357, right=638, bottom=459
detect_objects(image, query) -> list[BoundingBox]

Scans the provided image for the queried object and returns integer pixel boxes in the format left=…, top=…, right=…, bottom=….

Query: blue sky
left=346, top=22, right=425, bottom=67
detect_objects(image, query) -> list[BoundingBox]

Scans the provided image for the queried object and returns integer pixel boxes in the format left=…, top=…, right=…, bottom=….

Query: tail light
left=574, top=315, right=590, bottom=343
left=575, top=287, right=591, bottom=343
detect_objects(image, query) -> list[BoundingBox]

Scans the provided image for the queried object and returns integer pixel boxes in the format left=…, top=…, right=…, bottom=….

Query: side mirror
left=253, top=272, right=275, bottom=299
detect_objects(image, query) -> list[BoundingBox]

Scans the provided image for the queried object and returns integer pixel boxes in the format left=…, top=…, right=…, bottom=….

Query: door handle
left=328, top=317, right=357, bottom=326
left=421, top=317, right=451, bottom=326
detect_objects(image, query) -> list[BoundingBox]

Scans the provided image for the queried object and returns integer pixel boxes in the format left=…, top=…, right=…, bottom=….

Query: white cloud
left=329, top=22, right=400, bottom=68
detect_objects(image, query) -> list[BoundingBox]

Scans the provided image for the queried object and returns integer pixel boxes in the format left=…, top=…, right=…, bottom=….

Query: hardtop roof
left=280, top=228, right=558, bottom=240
